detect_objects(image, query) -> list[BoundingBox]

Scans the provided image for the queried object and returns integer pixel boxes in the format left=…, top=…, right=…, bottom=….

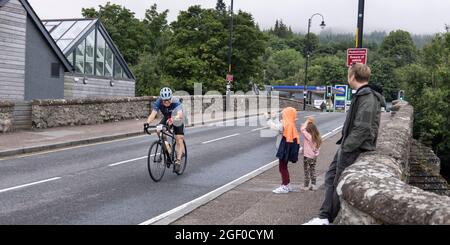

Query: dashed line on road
left=201, top=133, right=240, bottom=144
left=251, top=126, right=269, bottom=132
left=0, top=177, right=61, bottom=194
left=108, top=153, right=163, bottom=167
left=108, top=156, right=149, bottom=167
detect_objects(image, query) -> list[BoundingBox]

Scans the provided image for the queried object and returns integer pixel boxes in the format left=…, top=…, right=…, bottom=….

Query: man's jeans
left=318, top=147, right=362, bottom=223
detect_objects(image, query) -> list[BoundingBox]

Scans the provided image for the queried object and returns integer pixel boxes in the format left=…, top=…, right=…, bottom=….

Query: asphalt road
left=0, top=111, right=346, bottom=224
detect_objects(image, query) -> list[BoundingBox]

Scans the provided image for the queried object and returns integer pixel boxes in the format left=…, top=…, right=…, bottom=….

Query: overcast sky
left=28, top=0, right=450, bottom=34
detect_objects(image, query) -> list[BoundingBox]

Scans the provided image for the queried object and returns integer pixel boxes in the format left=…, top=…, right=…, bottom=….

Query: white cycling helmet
left=160, top=87, right=173, bottom=100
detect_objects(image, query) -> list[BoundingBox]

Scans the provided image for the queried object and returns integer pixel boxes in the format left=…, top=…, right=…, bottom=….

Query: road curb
left=0, top=113, right=266, bottom=158
left=140, top=127, right=343, bottom=225
left=0, top=131, right=145, bottom=158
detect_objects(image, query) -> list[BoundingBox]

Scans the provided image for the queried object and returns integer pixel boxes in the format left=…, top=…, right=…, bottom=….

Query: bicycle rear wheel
left=172, top=140, right=187, bottom=175
left=148, top=141, right=166, bottom=182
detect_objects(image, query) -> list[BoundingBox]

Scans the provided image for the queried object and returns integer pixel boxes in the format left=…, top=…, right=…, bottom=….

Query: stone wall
left=336, top=101, right=450, bottom=224
left=0, top=100, right=14, bottom=133
left=408, top=139, right=450, bottom=196
left=32, top=97, right=154, bottom=129
left=31, top=95, right=313, bottom=129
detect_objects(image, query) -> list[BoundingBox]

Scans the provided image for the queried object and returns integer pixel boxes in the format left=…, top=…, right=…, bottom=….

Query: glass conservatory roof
left=42, top=19, right=96, bottom=54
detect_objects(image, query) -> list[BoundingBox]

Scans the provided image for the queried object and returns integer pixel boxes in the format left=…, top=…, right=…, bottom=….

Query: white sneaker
left=302, top=217, right=330, bottom=225
left=300, top=186, right=310, bottom=191
left=272, top=185, right=289, bottom=194
left=309, top=184, right=318, bottom=191
left=286, top=184, right=294, bottom=192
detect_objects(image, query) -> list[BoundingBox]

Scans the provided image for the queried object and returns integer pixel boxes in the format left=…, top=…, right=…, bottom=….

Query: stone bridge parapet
left=336, top=101, right=450, bottom=224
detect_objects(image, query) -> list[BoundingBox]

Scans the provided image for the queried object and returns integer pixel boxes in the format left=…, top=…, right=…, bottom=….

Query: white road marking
left=321, top=126, right=343, bottom=140
left=108, top=154, right=162, bottom=167
left=201, top=133, right=240, bottom=144
left=108, top=156, right=149, bottom=167
left=251, top=126, right=269, bottom=132
left=0, top=177, right=61, bottom=194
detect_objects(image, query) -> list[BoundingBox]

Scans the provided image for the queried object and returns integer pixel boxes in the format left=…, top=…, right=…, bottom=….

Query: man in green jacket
left=304, top=63, right=386, bottom=225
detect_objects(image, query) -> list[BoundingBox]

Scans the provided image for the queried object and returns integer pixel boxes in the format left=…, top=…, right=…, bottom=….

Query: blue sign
left=335, top=100, right=346, bottom=110
left=334, top=85, right=348, bottom=98
left=334, top=85, right=348, bottom=111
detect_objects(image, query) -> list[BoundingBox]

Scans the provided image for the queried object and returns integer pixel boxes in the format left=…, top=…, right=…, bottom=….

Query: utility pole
left=356, top=0, right=365, bottom=48
left=226, top=0, right=234, bottom=94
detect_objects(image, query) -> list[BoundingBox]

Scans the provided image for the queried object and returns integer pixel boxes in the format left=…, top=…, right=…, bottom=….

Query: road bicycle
left=144, top=123, right=187, bottom=182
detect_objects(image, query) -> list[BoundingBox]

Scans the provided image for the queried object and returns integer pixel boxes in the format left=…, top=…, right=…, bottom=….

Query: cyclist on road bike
left=146, top=87, right=185, bottom=172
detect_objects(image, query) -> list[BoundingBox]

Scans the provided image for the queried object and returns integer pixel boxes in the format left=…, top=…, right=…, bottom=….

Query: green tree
left=264, top=49, right=304, bottom=84
left=215, top=0, right=227, bottom=13
left=269, top=19, right=293, bottom=39
left=370, top=58, right=397, bottom=101
left=380, top=30, right=417, bottom=67
left=304, top=33, right=320, bottom=56
left=142, top=4, right=170, bottom=54
left=308, top=56, right=346, bottom=85
left=132, top=53, right=166, bottom=96
left=163, top=6, right=266, bottom=93
left=422, top=33, right=450, bottom=88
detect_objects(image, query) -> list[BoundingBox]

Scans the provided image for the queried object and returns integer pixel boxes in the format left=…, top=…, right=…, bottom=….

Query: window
left=67, top=52, right=73, bottom=66
left=59, top=23, right=131, bottom=79
left=50, top=21, right=75, bottom=40
left=75, top=40, right=85, bottom=73
left=95, top=33, right=105, bottom=76
left=105, top=45, right=113, bottom=77
left=85, top=31, right=95, bottom=75
left=114, top=57, right=123, bottom=79
left=51, top=63, right=60, bottom=78
left=59, top=21, right=90, bottom=40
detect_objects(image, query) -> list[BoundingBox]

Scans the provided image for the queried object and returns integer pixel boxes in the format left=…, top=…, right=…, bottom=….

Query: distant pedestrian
left=266, top=107, right=300, bottom=194
left=320, top=101, right=327, bottom=112
left=300, top=116, right=322, bottom=191
left=304, top=63, right=385, bottom=225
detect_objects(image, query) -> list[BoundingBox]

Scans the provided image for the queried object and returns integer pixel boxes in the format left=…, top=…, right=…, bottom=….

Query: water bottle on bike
left=164, top=139, right=172, bottom=154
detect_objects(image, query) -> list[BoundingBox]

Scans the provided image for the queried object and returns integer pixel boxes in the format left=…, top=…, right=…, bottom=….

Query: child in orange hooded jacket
left=266, top=107, right=300, bottom=194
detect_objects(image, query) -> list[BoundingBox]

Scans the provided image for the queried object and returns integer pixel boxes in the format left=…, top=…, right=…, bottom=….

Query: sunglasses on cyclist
left=162, top=99, right=171, bottom=103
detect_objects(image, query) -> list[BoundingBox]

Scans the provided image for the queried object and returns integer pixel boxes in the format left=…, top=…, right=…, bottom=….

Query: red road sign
left=347, top=48, right=368, bottom=67
left=226, top=74, right=233, bottom=82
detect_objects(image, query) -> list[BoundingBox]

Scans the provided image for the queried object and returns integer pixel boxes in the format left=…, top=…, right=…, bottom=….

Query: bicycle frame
left=145, top=124, right=176, bottom=165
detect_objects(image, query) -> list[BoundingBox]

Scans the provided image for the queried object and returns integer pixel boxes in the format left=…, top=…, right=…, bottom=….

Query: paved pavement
left=171, top=133, right=341, bottom=225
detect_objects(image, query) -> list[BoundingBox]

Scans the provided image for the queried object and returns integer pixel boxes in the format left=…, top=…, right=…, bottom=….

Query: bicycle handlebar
left=144, top=123, right=171, bottom=135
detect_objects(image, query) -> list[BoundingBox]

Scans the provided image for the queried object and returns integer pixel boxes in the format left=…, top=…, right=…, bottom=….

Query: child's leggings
left=279, top=160, right=290, bottom=185
left=304, top=157, right=317, bottom=186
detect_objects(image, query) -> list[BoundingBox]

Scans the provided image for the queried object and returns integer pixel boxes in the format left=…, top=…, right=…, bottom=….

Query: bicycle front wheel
left=148, top=141, right=166, bottom=182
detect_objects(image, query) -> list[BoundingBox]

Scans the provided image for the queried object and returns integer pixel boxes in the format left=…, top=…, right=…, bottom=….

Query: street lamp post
left=303, top=13, right=325, bottom=110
